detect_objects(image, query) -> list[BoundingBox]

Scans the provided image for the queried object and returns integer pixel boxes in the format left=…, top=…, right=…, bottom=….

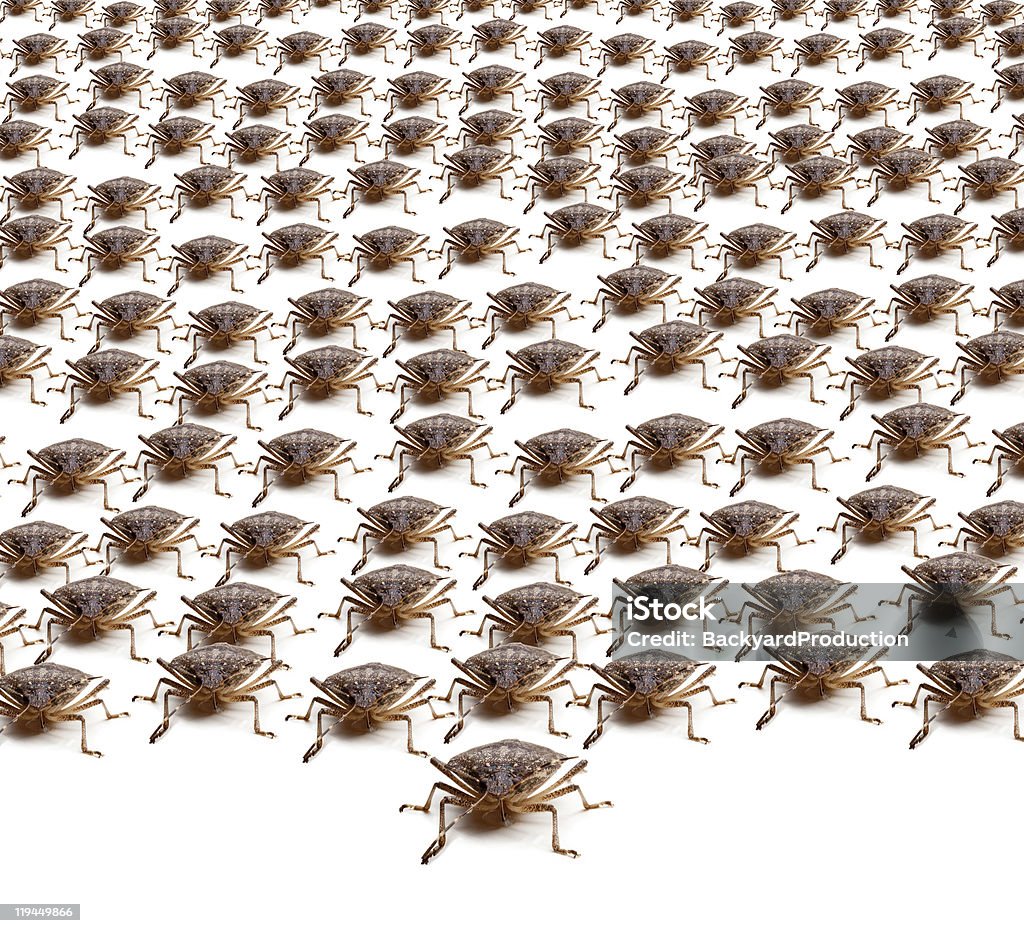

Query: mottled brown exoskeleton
left=463, top=511, right=580, bottom=588
left=780, top=156, right=862, bottom=215
left=724, top=418, right=846, bottom=496
left=301, top=115, right=372, bottom=166
left=132, top=423, right=246, bottom=501
left=990, top=279, right=1024, bottom=327
left=605, top=81, right=678, bottom=130
left=161, top=361, right=273, bottom=431
left=614, top=127, right=683, bottom=168
left=819, top=486, right=944, bottom=562
left=386, top=70, right=452, bottom=119
left=986, top=209, right=1024, bottom=268
left=580, top=496, right=692, bottom=574
left=693, top=277, right=778, bottom=339
left=0, top=521, right=97, bottom=583
left=11, top=439, right=129, bottom=515
left=536, top=117, right=602, bottom=158
left=855, top=26, right=917, bottom=70
left=404, top=26, right=463, bottom=69
left=401, top=739, right=611, bottom=862
left=610, top=166, right=685, bottom=212
left=661, top=39, right=719, bottom=82
left=470, top=18, right=526, bottom=62
left=0, top=120, right=55, bottom=166
left=740, top=636, right=904, bottom=729
left=33, top=575, right=161, bottom=664
left=435, top=644, right=579, bottom=742
left=305, top=68, right=375, bottom=118
left=284, top=287, right=374, bottom=354
left=578, top=650, right=734, bottom=747
left=619, top=413, right=725, bottom=490
left=438, top=219, right=525, bottom=279
left=385, top=349, right=486, bottom=422
left=77, top=225, right=163, bottom=288
left=0, top=334, right=55, bottom=404
left=278, top=346, right=378, bottom=420
left=764, top=124, right=834, bottom=167
left=98, top=506, right=204, bottom=579
left=727, top=335, right=834, bottom=408
left=383, top=291, right=471, bottom=358
left=867, top=148, right=949, bottom=208
left=846, top=126, right=911, bottom=164
left=164, top=582, right=306, bottom=659
left=831, top=347, right=947, bottom=420
left=177, top=302, right=274, bottom=369
left=534, top=72, right=602, bottom=120
left=907, top=74, right=978, bottom=124
left=223, top=124, right=294, bottom=171
left=694, top=153, right=774, bottom=211
left=599, top=32, right=654, bottom=75
left=213, top=513, right=333, bottom=586
left=341, top=160, right=423, bottom=219
left=0, top=278, right=78, bottom=340
left=930, top=117, right=995, bottom=156
left=255, top=168, right=336, bottom=228
left=466, top=582, right=604, bottom=659
left=587, top=266, right=684, bottom=332
left=0, top=663, right=126, bottom=756
left=490, top=339, right=609, bottom=413
left=380, top=117, right=446, bottom=165
left=288, top=663, right=448, bottom=760
left=273, top=30, right=333, bottom=74
left=340, top=23, right=397, bottom=64
left=134, top=644, right=297, bottom=742
left=168, top=166, right=249, bottom=224
left=479, top=282, right=576, bottom=348
left=680, top=89, right=750, bottom=138
left=614, top=322, right=728, bottom=395
left=976, top=423, right=1024, bottom=496
left=1, top=168, right=76, bottom=223
left=946, top=332, right=1024, bottom=404
left=698, top=500, right=810, bottom=571
left=886, top=274, right=978, bottom=339
left=716, top=224, right=803, bottom=281
left=944, top=502, right=1024, bottom=555
left=232, top=79, right=300, bottom=130
left=248, top=429, right=365, bottom=507
left=831, top=81, right=899, bottom=129
left=896, top=650, right=1024, bottom=749
left=790, top=32, right=850, bottom=75
left=626, top=214, right=709, bottom=270
left=5, top=75, right=74, bottom=118
left=532, top=204, right=622, bottom=265
left=882, top=553, right=1020, bottom=638
left=53, top=344, right=158, bottom=420
left=320, top=564, right=470, bottom=654
left=950, top=157, right=1024, bottom=218
left=666, top=0, right=713, bottom=21
left=79, top=177, right=161, bottom=237
left=379, top=415, right=503, bottom=491
left=66, top=106, right=141, bottom=159
left=500, top=429, right=622, bottom=507
left=165, top=235, right=251, bottom=296
left=725, top=31, right=785, bottom=76
left=856, top=403, right=981, bottom=481
left=143, top=116, right=215, bottom=170
left=345, top=226, right=431, bottom=287
left=345, top=497, right=462, bottom=573
left=0, top=215, right=72, bottom=272
left=148, top=15, right=205, bottom=60
left=520, top=157, right=601, bottom=214
left=7, top=34, right=70, bottom=78
left=804, top=211, right=889, bottom=272
left=0, top=604, right=31, bottom=676
left=159, top=70, right=227, bottom=119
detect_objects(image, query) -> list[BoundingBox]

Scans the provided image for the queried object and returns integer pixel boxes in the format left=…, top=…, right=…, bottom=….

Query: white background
left=2, top=0, right=1024, bottom=929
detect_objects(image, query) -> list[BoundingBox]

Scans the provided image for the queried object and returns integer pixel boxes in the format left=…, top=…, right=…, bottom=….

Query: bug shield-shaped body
left=698, top=500, right=808, bottom=572
left=215, top=511, right=331, bottom=585
left=464, top=511, right=579, bottom=588
left=502, top=429, right=620, bottom=507
left=581, top=496, right=692, bottom=574
left=250, top=429, right=361, bottom=506
left=98, top=506, right=202, bottom=578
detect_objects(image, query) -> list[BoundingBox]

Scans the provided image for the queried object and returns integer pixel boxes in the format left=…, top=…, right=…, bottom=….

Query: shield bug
left=780, top=156, right=862, bottom=214
left=895, top=214, right=980, bottom=276
left=380, top=117, right=446, bottom=164
left=610, top=165, right=685, bottom=212
left=615, top=321, right=729, bottom=394
left=132, top=423, right=246, bottom=501
left=177, top=301, right=274, bottom=368
left=248, top=429, right=365, bottom=506
left=301, top=114, right=373, bottom=165
left=306, top=68, right=375, bottom=117
left=213, top=512, right=332, bottom=585
left=231, top=79, right=300, bottom=130
left=947, top=331, right=1024, bottom=403
left=728, top=335, right=834, bottom=407
left=0, top=119, right=55, bottom=166
left=533, top=204, right=623, bottom=265
left=404, top=26, right=463, bottom=68
left=536, top=116, right=602, bottom=158
left=500, top=429, right=621, bottom=507
left=951, top=157, right=1024, bottom=215
left=148, top=14, right=205, bottom=59
left=887, top=274, right=978, bottom=338
left=846, top=125, right=911, bottom=163
left=989, top=279, right=1024, bottom=327
left=278, top=345, right=379, bottom=419
left=159, top=70, right=227, bottom=118
left=831, top=80, right=899, bottom=127
left=58, top=350, right=161, bottom=426
left=578, top=650, right=733, bottom=747
left=288, top=663, right=448, bottom=760
left=81, top=176, right=161, bottom=235
left=164, top=583, right=306, bottom=658
left=0, top=521, right=97, bottom=582
left=470, top=18, right=526, bottom=61
left=804, top=211, right=889, bottom=272
left=619, top=413, right=726, bottom=489
left=725, top=30, right=784, bottom=74
left=78, top=225, right=163, bottom=286
left=284, top=287, right=374, bottom=354
left=387, top=70, right=452, bottom=119
left=908, top=74, right=979, bottom=123
left=461, top=109, right=529, bottom=153
left=12, top=439, right=128, bottom=515
left=8, top=33, right=70, bottom=77
left=168, top=166, right=249, bottom=224
left=479, top=282, right=575, bottom=348
left=98, top=506, right=204, bottom=578
left=341, top=160, right=423, bottom=219
left=855, top=26, right=917, bottom=69
left=223, top=124, right=294, bottom=171
left=580, top=496, right=692, bottom=574
left=463, top=511, right=579, bottom=588
left=697, top=500, right=810, bottom=571
left=320, top=564, right=470, bottom=654
left=791, top=32, right=850, bottom=74
left=715, top=224, right=803, bottom=281
left=379, top=415, right=503, bottom=491
left=33, top=575, right=162, bottom=663
left=599, top=32, right=655, bottom=75
left=0, top=215, right=72, bottom=272
left=668, top=0, right=713, bottom=22
left=945, top=502, right=1024, bottom=555
left=929, top=15, right=987, bottom=59
left=436, top=644, right=579, bottom=741
left=490, top=339, right=609, bottom=413
left=694, top=277, right=778, bottom=338
left=166, top=235, right=252, bottom=295
left=401, top=738, right=611, bottom=862
left=520, top=157, right=601, bottom=213
left=1, top=167, right=76, bottom=222
left=855, top=403, right=981, bottom=480
left=820, top=486, right=944, bottom=561
left=0, top=663, right=125, bottom=756
left=346, top=497, right=462, bottom=573
left=831, top=346, right=947, bottom=419
left=662, top=39, right=719, bottom=82
left=883, top=554, right=1019, bottom=638
left=384, top=348, right=486, bottom=422
left=273, top=30, right=333, bottom=74
left=466, top=583, right=604, bottom=659
left=694, top=153, right=774, bottom=210
left=613, top=127, right=683, bottom=167
left=724, top=418, right=846, bottom=495
left=987, top=209, right=1024, bottom=267
left=5, top=75, right=73, bottom=118
left=627, top=213, right=709, bottom=269
left=0, top=333, right=55, bottom=403
left=867, top=148, right=949, bottom=206
left=0, top=279, right=77, bottom=340
left=587, top=265, right=684, bottom=332
left=605, top=81, right=677, bottom=129
left=66, top=106, right=140, bottom=159
left=144, top=115, right=215, bottom=169
left=680, top=89, right=750, bottom=136
left=740, top=633, right=904, bottom=729
left=534, top=72, right=601, bottom=119
left=344, top=225, right=431, bottom=287
left=161, top=361, right=273, bottom=431
left=340, top=22, right=397, bottom=64
left=133, top=644, right=296, bottom=742
left=383, top=290, right=471, bottom=356
left=978, top=423, right=1024, bottom=495
left=896, top=650, right=1024, bottom=748
left=437, top=219, right=525, bottom=279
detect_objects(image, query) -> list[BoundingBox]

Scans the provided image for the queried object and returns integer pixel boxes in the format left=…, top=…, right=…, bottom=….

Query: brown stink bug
left=401, top=739, right=611, bottom=862
left=697, top=500, right=810, bottom=572
left=462, top=511, right=580, bottom=588
left=0, top=604, right=33, bottom=677
left=693, top=277, right=778, bottom=339
left=614, top=321, right=730, bottom=394
left=976, top=423, right=1024, bottom=496
left=0, top=521, right=98, bottom=583
left=98, top=506, right=205, bottom=579
left=587, top=265, right=685, bottom=332
left=256, top=224, right=343, bottom=285
left=947, top=332, right=1024, bottom=404
left=133, top=644, right=297, bottom=742
left=160, top=361, right=275, bottom=431
left=320, top=564, right=471, bottom=654
left=784, top=288, right=879, bottom=349
left=384, top=349, right=487, bottom=423
left=287, top=663, right=449, bottom=760
left=53, top=348, right=164, bottom=423
left=830, top=347, right=948, bottom=420
left=379, top=415, right=503, bottom=491
left=580, top=496, right=692, bottom=574
left=895, top=214, right=980, bottom=275
left=726, top=335, right=835, bottom=408
left=619, top=413, right=727, bottom=490
left=944, top=501, right=1024, bottom=555
left=248, top=429, right=366, bottom=507
left=132, top=423, right=247, bottom=501
left=886, top=275, right=979, bottom=339
left=212, top=512, right=333, bottom=586
left=81, top=291, right=178, bottom=355
left=723, top=418, right=846, bottom=495
left=489, top=339, right=610, bottom=413
left=12, top=439, right=129, bottom=515
left=383, top=290, right=472, bottom=357
left=895, top=650, right=1024, bottom=748
left=344, top=226, right=432, bottom=287
left=500, top=429, right=622, bottom=507
left=278, top=346, right=380, bottom=419
left=344, top=497, right=463, bottom=574
left=284, top=287, right=374, bottom=354
left=576, top=650, right=734, bottom=746
left=0, top=663, right=126, bottom=756
left=0, top=334, right=56, bottom=404
left=177, top=301, right=275, bottom=368
left=479, top=282, right=576, bottom=348
left=437, top=218, right=526, bottom=279
left=434, top=644, right=580, bottom=742
left=819, top=486, right=945, bottom=562
left=0, top=279, right=78, bottom=342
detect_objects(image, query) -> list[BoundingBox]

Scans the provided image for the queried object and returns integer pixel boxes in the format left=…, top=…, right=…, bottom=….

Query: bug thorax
left=266, top=429, right=342, bottom=463
left=404, top=414, right=477, bottom=448
left=596, top=496, right=675, bottom=532
left=352, top=564, right=442, bottom=605
left=293, top=288, right=363, bottom=321
left=967, top=502, right=1024, bottom=536
left=710, top=500, right=786, bottom=535
left=1, top=521, right=75, bottom=556
left=752, top=570, right=845, bottom=612
left=745, top=418, right=820, bottom=452
left=766, top=631, right=866, bottom=678
left=618, top=564, right=715, bottom=605
left=492, top=583, right=583, bottom=623
left=448, top=218, right=511, bottom=246
left=322, top=663, right=418, bottom=708
left=146, top=423, right=224, bottom=459
left=743, top=335, right=817, bottom=368
left=190, top=582, right=283, bottom=623
left=464, top=643, right=560, bottom=688
left=881, top=403, right=957, bottom=437
left=634, top=413, right=714, bottom=447
left=3, top=279, right=68, bottom=311
left=71, top=348, right=146, bottom=383
left=168, top=644, right=264, bottom=688
left=192, top=302, right=263, bottom=335
left=700, top=277, right=769, bottom=309
left=182, top=361, right=256, bottom=394
left=525, top=429, right=601, bottom=464
left=911, top=553, right=1004, bottom=592
left=928, top=649, right=1024, bottom=695
left=0, top=663, right=92, bottom=709
left=491, top=282, right=559, bottom=313
left=603, top=649, right=699, bottom=694
left=108, top=506, right=186, bottom=542
left=962, top=331, right=1024, bottom=364
left=228, top=512, right=306, bottom=546
left=514, top=339, right=586, bottom=373
left=488, top=512, right=563, bottom=546
left=38, top=438, right=113, bottom=472
left=796, top=288, right=865, bottom=318
left=845, top=486, right=922, bottom=520
left=0, top=335, right=43, bottom=368
left=446, top=739, right=568, bottom=799
left=291, top=346, right=365, bottom=378
left=365, top=497, right=443, bottom=532
left=50, top=575, right=140, bottom=618
left=852, top=347, right=926, bottom=380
